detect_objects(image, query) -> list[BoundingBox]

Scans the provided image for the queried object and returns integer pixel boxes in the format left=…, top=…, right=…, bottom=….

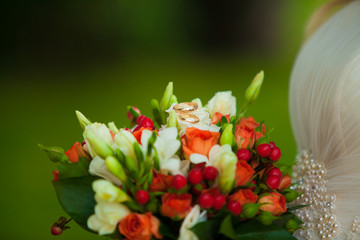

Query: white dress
left=289, top=1, right=360, bottom=239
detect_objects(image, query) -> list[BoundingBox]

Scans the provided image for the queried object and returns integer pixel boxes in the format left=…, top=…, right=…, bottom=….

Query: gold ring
left=173, top=102, right=198, bottom=112
left=178, top=112, right=200, bottom=123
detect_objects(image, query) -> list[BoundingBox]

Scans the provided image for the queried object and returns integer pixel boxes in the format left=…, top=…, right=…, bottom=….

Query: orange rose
left=132, top=127, right=153, bottom=144
left=234, top=117, right=265, bottom=149
left=201, top=187, right=221, bottom=196
left=65, top=142, right=90, bottom=163
left=182, top=127, right=220, bottom=159
left=228, top=189, right=258, bottom=207
left=161, top=193, right=192, bottom=219
left=212, top=112, right=230, bottom=124
left=149, top=171, right=173, bottom=192
left=235, top=160, right=255, bottom=186
left=258, top=192, right=287, bottom=216
left=119, top=212, right=162, bottom=240
left=278, top=174, right=291, bottom=191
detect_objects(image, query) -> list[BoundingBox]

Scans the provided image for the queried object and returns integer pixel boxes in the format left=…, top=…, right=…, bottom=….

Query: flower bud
left=127, top=106, right=141, bottom=122
left=151, top=99, right=163, bottom=126
left=167, top=110, right=178, bottom=128
left=84, top=123, right=113, bottom=158
left=124, top=156, right=139, bottom=179
left=93, top=179, right=129, bottom=203
left=107, top=122, right=119, bottom=134
left=38, top=144, right=69, bottom=163
left=256, top=211, right=279, bottom=225
left=242, top=203, right=261, bottom=219
left=114, top=130, right=137, bottom=159
left=284, top=219, right=300, bottom=233
left=160, top=82, right=173, bottom=113
left=105, top=156, right=127, bottom=183
left=245, top=70, right=264, bottom=105
left=283, top=189, right=301, bottom=203
left=76, top=110, right=92, bottom=130
left=220, top=124, right=234, bottom=146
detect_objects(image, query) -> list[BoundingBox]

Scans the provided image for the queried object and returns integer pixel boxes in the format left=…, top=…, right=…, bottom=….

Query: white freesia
left=141, top=128, right=182, bottom=174
left=190, top=144, right=237, bottom=193
left=114, top=129, right=137, bottom=159
left=179, top=205, right=207, bottom=240
left=93, top=179, right=129, bottom=203
left=89, top=156, right=122, bottom=186
left=84, top=123, right=113, bottom=158
left=206, top=91, right=236, bottom=117
left=87, top=202, right=131, bottom=235
left=166, top=103, right=220, bottom=136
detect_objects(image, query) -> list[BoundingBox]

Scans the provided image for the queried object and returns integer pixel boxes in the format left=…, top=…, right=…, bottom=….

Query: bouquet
left=41, top=71, right=304, bottom=240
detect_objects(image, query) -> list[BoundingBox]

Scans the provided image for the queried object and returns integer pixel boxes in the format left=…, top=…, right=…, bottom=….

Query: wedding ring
left=178, top=112, right=200, bottom=123
left=173, top=102, right=198, bottom=112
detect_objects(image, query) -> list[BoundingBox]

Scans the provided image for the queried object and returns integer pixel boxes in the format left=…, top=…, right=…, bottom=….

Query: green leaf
left=53, top=176, right=98, bottom=232
left=57, top=157, right=90, bottom=179
left=234, top=220, right=296, bottom=240
left=151, top=99, right=163, bottom=126
left=219, top=215, right=239, bottom=240
left=191, top=217, right=223, bottom=240
left=38, top=144, right=69, bottom=163
left=287, top=205, right=309, bottom=212
left=159, top=222, right=177, bottom=240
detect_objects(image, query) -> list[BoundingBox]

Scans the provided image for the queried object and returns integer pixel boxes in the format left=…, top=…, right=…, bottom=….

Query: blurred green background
left=0, top=0, right=327, bottom=239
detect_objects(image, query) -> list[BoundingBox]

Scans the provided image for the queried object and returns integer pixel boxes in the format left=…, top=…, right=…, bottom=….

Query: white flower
left=190, top=144, right=237, bottom=193
left=206, top=91, right=236, bottom=117
left=141, top=128, right=182, bottom=174
left=166, top=103, right=220, bottom=136
left=93, top=179, right=129, bottom=203
left=179, top=205, right=207, bottom=240
left=89, top=156, right=122, bottom=186
left=114, top=129, right=137, bottom=159
left=84, top=123, right=113, bottom=158
left=87, top=202, right=131, bottom=235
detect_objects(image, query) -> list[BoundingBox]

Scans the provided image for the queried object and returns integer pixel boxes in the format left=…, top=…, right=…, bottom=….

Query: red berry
left=133, top=125, right=141, bottom=132
left=227, top=200, right=242, bottom=215
left=172, top=174, right=187, bottom=190
left=136, top=115, right=146, bottom=125
left=188, top=168, right=203, bottom=185
left=249, top=180, right=256, bottom=191
left=140, top=117, right=155, bottom=129
left=268, top=168, right=282, bottom=179
left=51, top=224, right=63, bottom=235
left=203, top=166, right=218, bottom=181
left=135, top=190, right=150, bottom=204
left=266, top=175, right=282, bottom=189
left=269, top=141, right=276, bottom=149
left=213, top=194, right=226, bottom=210
left=199, top=193, right=214, bottom=209
left=236, top=149, right=252, bottom=161
left=269, top=147, right=281, bottom=161
left=257, top=144, right=272, bottom=158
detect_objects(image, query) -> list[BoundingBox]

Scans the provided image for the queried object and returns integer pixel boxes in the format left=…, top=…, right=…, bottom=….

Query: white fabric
left=290, top=0, right=360, bottom=238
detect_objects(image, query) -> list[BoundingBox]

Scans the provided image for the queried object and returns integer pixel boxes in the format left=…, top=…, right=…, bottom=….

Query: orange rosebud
left=119, top=212, right=162, bottom=240
left=234, top=117, right=265, bottom=149
left=149, top=171, right=173, bottom=192
left=212, top=112, right=230, bottom=124
left=132, top=127, right=153, bottom=144
left=278, top=174, right=291, bottom=191
left=65, top=142, right=90, bottom=163
left=181, top=127, right=220, bottom=159
left=258, top=192, right=287, bottom=216
left=160, top=193, right=192, bottom=219
left=235, top=160, right=255, bottom=186
left=228, top=189, right=258, bottom=207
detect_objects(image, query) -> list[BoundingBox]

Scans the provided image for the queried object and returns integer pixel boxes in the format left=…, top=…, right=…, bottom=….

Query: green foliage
left=58, top=157, right=90, bottom=179
left=53, top=176, right=98, bottom=232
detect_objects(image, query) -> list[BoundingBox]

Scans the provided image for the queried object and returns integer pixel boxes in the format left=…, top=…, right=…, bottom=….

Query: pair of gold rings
left=173, top=102, right=200, bottom=124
